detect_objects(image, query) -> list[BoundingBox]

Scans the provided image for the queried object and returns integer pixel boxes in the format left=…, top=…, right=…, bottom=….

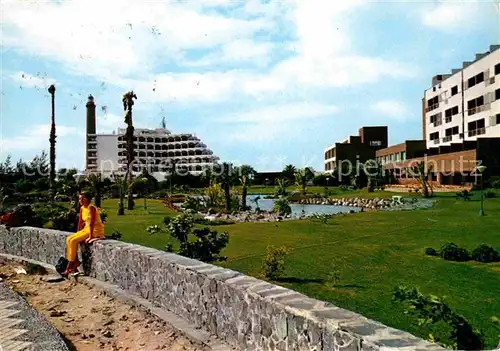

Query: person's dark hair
left=80, top=191, right=93, bottom=202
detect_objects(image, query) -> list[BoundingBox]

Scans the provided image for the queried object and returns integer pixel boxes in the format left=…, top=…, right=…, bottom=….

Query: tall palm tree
left=122, top=91, right=137, bottom=211
left=48, top=84, right=56, bottom=197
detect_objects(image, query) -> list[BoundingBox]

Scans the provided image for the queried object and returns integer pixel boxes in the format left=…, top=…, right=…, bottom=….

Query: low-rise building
left=324, top=126, right=388, bottom=173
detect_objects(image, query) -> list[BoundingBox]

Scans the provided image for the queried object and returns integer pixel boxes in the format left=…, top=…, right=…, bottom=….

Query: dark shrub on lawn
left=425, top=247, right=438, bottom=256
left=471, top=244, right=500, bottom=263
left=440, top=242, right=470, bottom=262
left=483, top=190, right=497, bottom=198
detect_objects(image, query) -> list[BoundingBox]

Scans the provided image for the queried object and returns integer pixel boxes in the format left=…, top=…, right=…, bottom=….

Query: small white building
left=423, top=45, right=500, bottom=149
left=85, top=96, right=219, bottom=180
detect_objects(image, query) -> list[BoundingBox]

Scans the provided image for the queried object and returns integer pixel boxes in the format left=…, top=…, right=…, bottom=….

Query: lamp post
left=476, top=165, right=487, bottom=216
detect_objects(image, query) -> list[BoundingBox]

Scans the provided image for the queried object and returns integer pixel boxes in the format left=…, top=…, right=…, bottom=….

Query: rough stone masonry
left=0, top=226, right=445, bottom=351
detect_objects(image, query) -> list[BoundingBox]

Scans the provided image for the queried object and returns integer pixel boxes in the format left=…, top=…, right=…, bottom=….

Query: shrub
left=105, top=230, right=122, bottom=240
left=99, top=209, right=108, bottom=223
left=183, top=196, right=205, bottom=212
left=425, top=247, right=438, bottom=256
left=262, top=245, right=290, bottom=280
left=272, top=197, right=292, bottom=216
left=393, top=285, right=484, bottom=350
left=178, top=227, right=229, bottom=263
left=146, top=225, right=162, bottom=234
left=192, top=214, right=235, bottom=226
left=162, top=212, right=229, bottom=263
left=471, top=244, right=500, bottom=263
left=0, top=204, right=43, bottom=229
left=488, top=176, right=500, bottom=189
left=483, top=190, right=496, bottom=198
left=440, top=242, right=470, bottom=262
left=50, top=208, right=78, bottom=232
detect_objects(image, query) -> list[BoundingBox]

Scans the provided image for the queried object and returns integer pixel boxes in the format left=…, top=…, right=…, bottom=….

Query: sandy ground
left=0, top=260, right=209, bottom=351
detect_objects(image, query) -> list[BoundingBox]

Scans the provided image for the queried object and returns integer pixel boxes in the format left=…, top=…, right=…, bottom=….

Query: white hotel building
left=423, top=45, right=500, bottom=149
left=85, top=96, right=219, bottom=180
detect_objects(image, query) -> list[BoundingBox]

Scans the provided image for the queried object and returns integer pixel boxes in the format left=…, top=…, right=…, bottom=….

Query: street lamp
left=475, top=165, right=487, bottom=216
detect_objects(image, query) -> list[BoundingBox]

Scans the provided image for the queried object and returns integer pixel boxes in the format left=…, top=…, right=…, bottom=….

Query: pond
left=246, top=194, right=359, bottom=217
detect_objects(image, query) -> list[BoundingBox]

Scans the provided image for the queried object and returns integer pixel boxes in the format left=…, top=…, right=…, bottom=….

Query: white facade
left=86, top=128, right=220, bottom=180
left=424, top=45, right=500, bottom=149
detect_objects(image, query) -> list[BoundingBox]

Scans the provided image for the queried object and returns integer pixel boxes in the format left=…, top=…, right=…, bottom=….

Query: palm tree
left=216, top=162, right=232, bottom=212
left=411, top=161, right=433, bottom=198
left=282, top=164, right=297, bottom=183
left=295, top=168, right=313, bottom=195
left=237, top=165, right=256, bottom=210
left=122, top=91, right=137, bottom=211
left=48, top=84, right=56, bottom=197
left=113, top=173, right=126, bottom=215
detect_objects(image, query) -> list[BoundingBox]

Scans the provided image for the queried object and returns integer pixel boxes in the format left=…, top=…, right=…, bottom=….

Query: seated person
left=64, top=191, right=105, bottom=275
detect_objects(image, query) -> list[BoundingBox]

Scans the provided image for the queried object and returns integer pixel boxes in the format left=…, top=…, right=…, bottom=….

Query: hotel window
left=496, top=63, right=500, bottom=75
left=401, top=152, right=406, bottom=161
left=496, top=88, right=500, bottom=101
left=468, top=119, right=486, bottom=136
left=467, top=72, right=484, bottom=88
left=430, top=132, right=439, bottom=143
left=445, top=106, right=458, bottom=122
left=451, top=85, right=458, bottom=96
left=467, top=95, right=484, bottom=116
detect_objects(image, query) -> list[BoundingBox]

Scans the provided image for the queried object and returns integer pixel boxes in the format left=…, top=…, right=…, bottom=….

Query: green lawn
left=101, top=192, right=500, bottom=348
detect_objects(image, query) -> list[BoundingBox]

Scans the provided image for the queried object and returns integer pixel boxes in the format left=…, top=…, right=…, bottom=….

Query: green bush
left=262, top=245, right=289, bottom=280
left=425, top=247, right=438, bottom=256
left=440, top=242, right=470, bottom=262
left=50, top=208, right=78, bottom=232
left=272, top=197, right=292, bottom=216
left=471, top=244, right=500, bottom=263
left=182, top=196, right=205, bottom=212
left=488, top=176, right=500, bottom=189
left=483, top=190, right=497, bottom=198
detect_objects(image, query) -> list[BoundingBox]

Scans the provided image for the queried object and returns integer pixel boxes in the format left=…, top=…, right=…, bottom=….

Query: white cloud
left=10, top=71, right=56, bottom=89
left=2, top=0, right=417, bottom=104
left=1, top=0, right=268, bottom=81
left=0, top=124, right=81, bottom=152
left=421, top=2, right=479, bottom=30
left=370, top=100, right=410, bottom=120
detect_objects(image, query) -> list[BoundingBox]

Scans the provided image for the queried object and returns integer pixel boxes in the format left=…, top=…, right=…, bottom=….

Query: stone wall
left=0, top=226, right=444, bottom=351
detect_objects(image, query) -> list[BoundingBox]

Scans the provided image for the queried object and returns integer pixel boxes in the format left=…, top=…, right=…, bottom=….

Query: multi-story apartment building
left=85, top=95, right=220, bottom=180
left=324, top=126, right=388, bottom=172
left=423, top=45, right=500, bottom=149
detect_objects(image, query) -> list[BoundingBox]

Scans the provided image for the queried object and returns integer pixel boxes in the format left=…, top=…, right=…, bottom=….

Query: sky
left=1, top=0, right=499, bottom=172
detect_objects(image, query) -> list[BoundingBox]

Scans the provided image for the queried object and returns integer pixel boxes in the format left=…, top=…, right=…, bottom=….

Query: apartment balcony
left=442, top=136, right=453, bottom=143
left=433, top=139, right=440, bottom=145
left=468, top=128, right=486, bottom=137
left=468, top=104, right=490, bottom=116
left=426, top=104, right=439, bottom=113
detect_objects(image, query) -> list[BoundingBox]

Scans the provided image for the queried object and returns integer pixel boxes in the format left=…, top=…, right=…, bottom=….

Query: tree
left=295, top=168, right=314, bottom=195
left=48, top=85, right=57, bottom=198
left=236, top=165, right=256, bottom=211
left=122, top=91, right=137, bottom=211
left=282, top=164, right=297, bottom=183
left=364, top=160, right=383, bottom=192
left=215, top=163, right=232, bottom=212
left=275, top=178, right=288, bottom=197
left=86, top=173, right=103, bottom=208
left=113, top=173, right=127, bottom=215
left=411, top=161, right=433, bottom=198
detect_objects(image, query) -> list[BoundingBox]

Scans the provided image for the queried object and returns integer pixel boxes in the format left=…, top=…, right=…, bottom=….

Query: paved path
left=0, top=283, right=69, bottom=351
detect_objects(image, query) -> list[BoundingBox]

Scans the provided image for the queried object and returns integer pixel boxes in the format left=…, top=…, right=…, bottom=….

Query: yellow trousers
left=66, top=229, right=104, bottom=261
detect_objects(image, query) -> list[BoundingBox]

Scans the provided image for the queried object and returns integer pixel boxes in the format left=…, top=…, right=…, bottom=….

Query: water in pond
left=246, top=194, right=359, bottom=217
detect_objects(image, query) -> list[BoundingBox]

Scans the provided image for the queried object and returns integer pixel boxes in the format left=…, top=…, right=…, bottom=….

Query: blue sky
left=1, top=0, right=498, bottom=172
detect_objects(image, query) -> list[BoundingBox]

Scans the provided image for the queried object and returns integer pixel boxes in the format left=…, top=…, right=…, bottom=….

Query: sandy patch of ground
left=0, top=260, right=209, bottom=351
